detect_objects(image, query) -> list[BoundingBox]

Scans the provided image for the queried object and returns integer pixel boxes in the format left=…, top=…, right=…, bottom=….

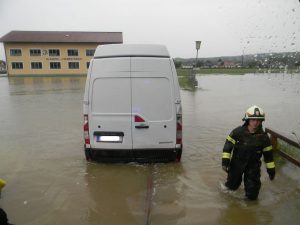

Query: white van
left=83, top=44, right=182, bottom=162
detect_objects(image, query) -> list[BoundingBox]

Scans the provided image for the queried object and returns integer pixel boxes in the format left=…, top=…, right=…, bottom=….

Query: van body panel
left=131, top=77, right=175, bottom=149
left=170, top=60, right=181, bottom=105
left=83, top=60, right=93, bottom=114
left=89, top=58, right=132, bottom=150
left=91, top=57, right=130, bottom=74
left=94, top=44, right=170, bottom=59
left=131, top=57, right=176, bottom=149
left=83, top=44, right=182, bottom=162
left=130, top=57, right=173, bottom=73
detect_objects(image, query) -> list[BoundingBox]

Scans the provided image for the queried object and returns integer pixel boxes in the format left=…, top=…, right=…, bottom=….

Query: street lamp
left=195, top=41, right=201, bottom=68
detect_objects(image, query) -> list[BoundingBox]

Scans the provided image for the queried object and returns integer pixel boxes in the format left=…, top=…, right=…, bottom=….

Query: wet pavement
left=0, top=74, right=300, bottom=225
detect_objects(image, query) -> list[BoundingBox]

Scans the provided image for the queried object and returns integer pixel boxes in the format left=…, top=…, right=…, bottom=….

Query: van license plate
left=96, top=136, right=122, bottom=142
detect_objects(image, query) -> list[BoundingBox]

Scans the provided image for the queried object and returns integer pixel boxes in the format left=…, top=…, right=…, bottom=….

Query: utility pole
left=189, top=41, right=201, bottom=88
left=242, top=49, right=244, bottom=68
left=195, top=41, right=201, bottom=68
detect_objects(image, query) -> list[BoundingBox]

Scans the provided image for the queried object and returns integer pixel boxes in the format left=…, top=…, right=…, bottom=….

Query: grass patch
left=197, top=68, right=256, bottom=75
left=177, top=68, right=193, bottom=77
left=176, top=68, right=300, bottom=76
left=178, top=76, right=197, bottom=91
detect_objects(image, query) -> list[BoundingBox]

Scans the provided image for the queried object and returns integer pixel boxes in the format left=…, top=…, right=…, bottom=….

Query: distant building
left=181, top=65, right=193, bottom=69
left=0, top=31, right=123, bottom=76
left=223, top=60, right=236, bottom=68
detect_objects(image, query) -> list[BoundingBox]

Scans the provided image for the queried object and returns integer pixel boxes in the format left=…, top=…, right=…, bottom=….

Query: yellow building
left=0, top=31, right=123, bottom=76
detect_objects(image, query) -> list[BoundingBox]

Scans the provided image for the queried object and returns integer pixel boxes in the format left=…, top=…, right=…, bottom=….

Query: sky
left=0, top=0, right=299, bottom=60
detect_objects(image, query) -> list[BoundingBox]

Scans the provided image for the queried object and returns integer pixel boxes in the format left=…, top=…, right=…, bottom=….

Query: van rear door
left=89, top=58, right=132, bottom=150
left=131, top=57, right=176, bottom=149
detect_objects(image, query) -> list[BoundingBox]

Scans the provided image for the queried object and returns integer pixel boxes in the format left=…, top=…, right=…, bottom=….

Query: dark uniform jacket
left=222, top=125, right=275, bottom=170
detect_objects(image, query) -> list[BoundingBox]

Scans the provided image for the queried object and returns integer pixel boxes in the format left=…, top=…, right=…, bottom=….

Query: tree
left=196, top=60, right=204, bottom=67
left=173, top=59, right=182, bottom=68
left=247, top=60, right=259, bottom=68
left=217, top=58, right=224, bottom=67
left=205, top=60, right=213, bottom=68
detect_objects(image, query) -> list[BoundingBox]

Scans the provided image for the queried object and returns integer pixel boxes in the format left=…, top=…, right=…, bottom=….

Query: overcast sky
left=0, top=0, right=299, bottom=60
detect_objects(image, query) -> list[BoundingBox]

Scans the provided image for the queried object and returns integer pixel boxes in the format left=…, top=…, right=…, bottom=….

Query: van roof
left=94, top=44, right=170, bottom=58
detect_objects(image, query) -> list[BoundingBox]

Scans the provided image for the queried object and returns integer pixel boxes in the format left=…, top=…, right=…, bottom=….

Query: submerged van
left=83, top=44, right=182, bottom=162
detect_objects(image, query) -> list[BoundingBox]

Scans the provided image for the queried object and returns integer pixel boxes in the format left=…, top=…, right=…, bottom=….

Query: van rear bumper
left=86, top=148, right=181, bottom=163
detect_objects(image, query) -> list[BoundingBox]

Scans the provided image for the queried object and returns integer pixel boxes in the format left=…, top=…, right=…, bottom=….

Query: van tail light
left=176, top=114, right=182, bottom=146
left=84, top=114, right=90, bottom=146
left=135, top=115, right=145, bottom=122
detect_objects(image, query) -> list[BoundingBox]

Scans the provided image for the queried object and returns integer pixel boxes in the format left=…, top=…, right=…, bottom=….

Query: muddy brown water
left=0, top=74, right=300, bottom=225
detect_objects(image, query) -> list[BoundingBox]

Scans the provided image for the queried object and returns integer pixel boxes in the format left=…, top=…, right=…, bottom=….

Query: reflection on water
left=7, top=76, right=86, bottom=95
left=0, top=74, right=300, bottom=225
left=150, top=164, right=186, bottom=225
left=85, top=163, right=148, bottom=225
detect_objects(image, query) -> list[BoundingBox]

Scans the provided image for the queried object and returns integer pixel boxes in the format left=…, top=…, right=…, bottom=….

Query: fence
left=266, top=127, right=300, bottom=167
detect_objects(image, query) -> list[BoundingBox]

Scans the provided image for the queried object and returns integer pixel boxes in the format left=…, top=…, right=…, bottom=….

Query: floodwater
left=0, top=73, right=300, bottom=225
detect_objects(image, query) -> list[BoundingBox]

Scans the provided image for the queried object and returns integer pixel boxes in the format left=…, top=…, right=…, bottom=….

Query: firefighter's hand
left=222, top=158, right=230, bottom=173
left=267, top=168, right=275, bottom=180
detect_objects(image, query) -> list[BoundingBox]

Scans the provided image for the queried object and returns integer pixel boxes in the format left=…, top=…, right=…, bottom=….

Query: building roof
left=94, top=44, right=170, bottom=58
left=0, top=31, right=123, bottom=44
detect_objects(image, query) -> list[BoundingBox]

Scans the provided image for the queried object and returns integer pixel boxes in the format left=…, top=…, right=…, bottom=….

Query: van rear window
left=91, top=78, right=131, bottom=114
left=131, top=77, right=173, bottom=121
left=91, top=77, right=173, bottom=121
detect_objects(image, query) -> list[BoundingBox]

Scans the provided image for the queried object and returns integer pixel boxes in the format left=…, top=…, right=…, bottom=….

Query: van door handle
left=135, top=124, right=149, bottom=129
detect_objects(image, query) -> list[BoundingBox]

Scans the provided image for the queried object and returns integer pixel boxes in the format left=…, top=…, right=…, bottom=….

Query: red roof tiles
left=0, top=31, right=123, bottom=43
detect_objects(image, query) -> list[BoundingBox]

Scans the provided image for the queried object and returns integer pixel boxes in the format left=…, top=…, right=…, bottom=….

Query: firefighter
left=222, top=105, right=275, bottom=200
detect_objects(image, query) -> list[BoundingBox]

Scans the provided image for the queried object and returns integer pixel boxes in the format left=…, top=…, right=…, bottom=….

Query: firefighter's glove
left=267, top=168, right=275, bottom=180
left=222, top=158, right=230, bottom=173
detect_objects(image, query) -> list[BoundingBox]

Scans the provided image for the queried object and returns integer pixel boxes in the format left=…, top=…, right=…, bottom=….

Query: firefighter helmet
left=242, top=105, right=265, bottom=121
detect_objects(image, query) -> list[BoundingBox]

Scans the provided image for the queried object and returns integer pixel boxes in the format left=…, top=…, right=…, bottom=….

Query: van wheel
left=84, top=147, right=92, bottom=161
left=176, top=148, right=182, bottom=162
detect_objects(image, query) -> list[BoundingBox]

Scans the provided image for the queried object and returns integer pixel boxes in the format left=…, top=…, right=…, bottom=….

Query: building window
left=50, top=62, right=61, bottom=69
left=68, top=49, right=79, bottom=56
left=12, top=62, right=23, bottom=69
left=86, top=62, right=90, bottom=69
left=69, top=62, right=79, bottom=69
left=30, top=49, right=41, bottom=56
left=10, top=49, right=22, bottom=56
left=31, top=62, right=42, bottom=69
left=49, top=49, right=60, bottom=56
left=86, top=49, right=95, bottom=56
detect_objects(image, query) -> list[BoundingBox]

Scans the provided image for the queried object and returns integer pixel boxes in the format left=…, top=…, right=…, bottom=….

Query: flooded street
left=1, top=74, right=300, bottom=225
